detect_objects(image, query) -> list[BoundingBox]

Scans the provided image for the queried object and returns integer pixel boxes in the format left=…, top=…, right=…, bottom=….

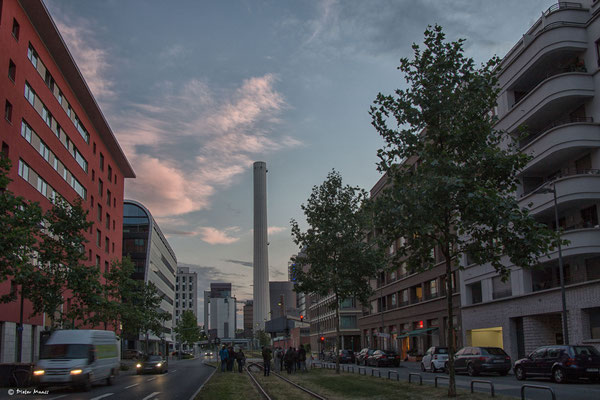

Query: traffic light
left=300, top=315, right=304, bottom=322
left=320, top=336, right=325, bottom=343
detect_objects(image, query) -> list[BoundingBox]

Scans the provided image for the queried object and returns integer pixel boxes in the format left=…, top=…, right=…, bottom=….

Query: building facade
left=175, top=266, right=198, bottom=324
left=0, top=0, right=134, bottom=362
left=204, top=283, right=237, bottom=339
left=122, top=200, right=176, bottom=354
left=243, top=300, right=253, bottom=338
left=269, top=281, right=297, bottom=319
left=358, top=174, right=461, bottom=359
left=308, top=293, right=362, bottom=353
left=461, top=0, right=600, bottom=361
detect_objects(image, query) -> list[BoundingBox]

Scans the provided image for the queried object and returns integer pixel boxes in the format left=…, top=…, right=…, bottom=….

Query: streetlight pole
left=536, top=183, right=569, bottom=344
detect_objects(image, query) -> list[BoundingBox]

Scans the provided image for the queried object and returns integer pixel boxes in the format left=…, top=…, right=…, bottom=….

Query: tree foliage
left=291, top=170, right=385, bottom=373
left=370, top=25, right=557, bottom=396
left=174, top=310, right=201, bottom=347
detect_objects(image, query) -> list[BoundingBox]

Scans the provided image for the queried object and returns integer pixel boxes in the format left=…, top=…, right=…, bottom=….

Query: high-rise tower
left=253, top=161, right=270, bottom=331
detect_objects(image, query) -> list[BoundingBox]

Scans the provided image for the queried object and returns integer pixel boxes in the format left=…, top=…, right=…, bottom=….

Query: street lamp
left=534, top=183, right=569, bottom=345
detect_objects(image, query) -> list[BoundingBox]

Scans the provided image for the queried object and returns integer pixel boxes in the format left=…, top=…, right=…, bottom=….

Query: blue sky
left=44, top=0, right=556, bottom=325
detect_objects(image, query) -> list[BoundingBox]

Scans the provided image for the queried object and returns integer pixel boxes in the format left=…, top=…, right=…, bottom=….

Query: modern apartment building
left=461, top=0, right=600, bottom=360
left=204, top=283, right=237, bottom=339
left=122, top=200, right=177, bottom=354
left=175, top=266, right=198, bottom=323
left=0, top=0, right=135, bottom=362
left=358, top=174, right=461, bottom=359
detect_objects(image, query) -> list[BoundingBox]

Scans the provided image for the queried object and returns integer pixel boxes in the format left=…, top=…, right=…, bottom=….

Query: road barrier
left=358, top=366, right=367, bottom=375
left=387, top=370, right=399, bottom=381
left=521, top=384, right=556, bottom=400
left=371, top=368, right=381, bottom=377
left=346, top=365, right=354, bottom=373
left=471, top=379, right=495, bottom=397
left=434, top=376, right=449, bottom=388
left=408, top=373, right=422, bottom=385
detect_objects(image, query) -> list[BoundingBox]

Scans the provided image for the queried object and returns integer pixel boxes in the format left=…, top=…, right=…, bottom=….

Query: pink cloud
left=268, top=226, right=287, bottom=235
left=199, top=227, right=241, bottom=245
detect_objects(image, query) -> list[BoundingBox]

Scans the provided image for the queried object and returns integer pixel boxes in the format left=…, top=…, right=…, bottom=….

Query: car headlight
left=70, top=369, right=83, bottom=375
left=136, top=363, right=142, bottom=368
left=156, top=363, right=162, bottom=367
left=33, top=370, right=45, bottom=376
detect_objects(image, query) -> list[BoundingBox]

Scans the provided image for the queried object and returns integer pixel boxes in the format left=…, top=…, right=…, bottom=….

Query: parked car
left=123, top=349, right=143, bottom=360
left=451, top=346, right=511, bottom=376
left=136, top=355, right=168, bottom=374
left=421, top=346, right=448, bottom=372
left=367, top=350, right=400, bottom=367
left=338, top=349, right=355, bottom=364
left=33, top=330, right=119, bottom=391
left=514, top=345, right=600, bottom=383
left=355, top=348, right=374, bottom=365
left=323, top=351, right=336, bottom=362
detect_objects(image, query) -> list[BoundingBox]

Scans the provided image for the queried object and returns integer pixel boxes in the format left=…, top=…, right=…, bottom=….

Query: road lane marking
left=125, top=383, right=139, bottom=389
left=146, top=377, right=157, bottom=381
left=90, top=394, right=114, bottom=400
left=142, top=391, right=160, bottom=400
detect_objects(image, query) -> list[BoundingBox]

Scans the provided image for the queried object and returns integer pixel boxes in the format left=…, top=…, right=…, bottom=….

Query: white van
left=33, top=330, right=119, bottom=391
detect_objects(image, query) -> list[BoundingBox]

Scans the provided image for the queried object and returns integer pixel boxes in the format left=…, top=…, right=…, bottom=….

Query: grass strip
left=196, top=368, right=261, bottom=400
left=252, top=369, right=314, bottom=400
left=285, top=369, right=514, bottom=400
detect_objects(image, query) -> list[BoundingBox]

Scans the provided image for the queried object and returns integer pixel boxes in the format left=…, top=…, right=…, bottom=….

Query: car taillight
left=565, top=358, right=576, bottom=366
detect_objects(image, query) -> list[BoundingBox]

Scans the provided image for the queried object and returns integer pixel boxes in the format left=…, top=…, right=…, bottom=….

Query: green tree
left=370, top=25, right=557, bottom=396
left=138, top=282, right=171, bottom=355
left=174, top=310, right=201, bottom=348
left=255, top=329, right=271, bottom=347
left=291, top=170, right=385, bottom=374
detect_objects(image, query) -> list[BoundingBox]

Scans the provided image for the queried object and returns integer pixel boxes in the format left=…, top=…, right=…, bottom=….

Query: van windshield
left=40, top=344, right=90, bottom=359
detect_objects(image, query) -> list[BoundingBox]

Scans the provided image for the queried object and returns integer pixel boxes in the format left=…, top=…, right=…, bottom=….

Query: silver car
left=421, top=346, right=448, bottom=372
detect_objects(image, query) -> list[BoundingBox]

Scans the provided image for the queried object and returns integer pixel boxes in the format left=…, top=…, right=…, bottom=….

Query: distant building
left=269, top=281, right=297, bottom=319
left=122, top=200, right=177, bottom=354
left=174, top=266, right=198, bottom=323
left=243, top=300, right=253, bottom=338
left=0, top=0, right=134, bottom=362
left=204, top=283, right=236, bottom=339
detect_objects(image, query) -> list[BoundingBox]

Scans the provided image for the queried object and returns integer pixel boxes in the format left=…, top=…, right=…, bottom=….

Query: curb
left=188, top=364, right=217, bottom=400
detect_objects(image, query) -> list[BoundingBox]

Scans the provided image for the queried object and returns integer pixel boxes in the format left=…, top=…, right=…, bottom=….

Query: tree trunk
left=335, top=293, right=341, bottom=374
left=444, top=247, right=457, bottom=397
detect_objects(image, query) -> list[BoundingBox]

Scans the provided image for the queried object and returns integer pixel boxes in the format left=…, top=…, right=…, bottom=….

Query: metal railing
left=544, top=2, right=583, bottom=16
left=435, top=376, right=449, bottom=388
left=518, top=116, right=593, bottom=148
left=408, top=373, right=423, bottom=385
left=521, top=384, right=556, bottom=400
left=358, top=366, right=367, bottom=375
left=387, top=370, right=399, bottom=381
left=471, top=380, right=495, bottom=397
left=371, top=368, right=381, bottom=377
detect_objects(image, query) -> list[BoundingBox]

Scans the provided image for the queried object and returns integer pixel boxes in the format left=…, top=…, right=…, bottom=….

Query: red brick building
left=0, top=0, right=134, bottom=362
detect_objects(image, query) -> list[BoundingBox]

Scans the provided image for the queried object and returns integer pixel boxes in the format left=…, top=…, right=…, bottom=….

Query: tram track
left=245, top=362, right=327, bottom=400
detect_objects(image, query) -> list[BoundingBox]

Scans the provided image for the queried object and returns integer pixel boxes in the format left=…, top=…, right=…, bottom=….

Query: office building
left=0, top=0, right=134, bottom=362
left=174, top=266, right=198, bottom=323
left=122, top=200, right=176, bottom=354
left=243, top=300, right=253, bottom=338
left=460, top=0, right=600, bottom=359
left=204, top=283, right=237, bottom=339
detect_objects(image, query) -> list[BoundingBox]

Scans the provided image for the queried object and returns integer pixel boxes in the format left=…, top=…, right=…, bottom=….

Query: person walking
left=262, top=346, right=272, bottom=376
left=227, top=346, right=235, bottom=372
left=284, top=346, right=295, bottom=374
left=219, top=345, right=228, bottom=372
left=298, top=345, right=307, bottom=372
left=278, top=347, right=284, bottom=372
left=236, top=349, right=246, bottom=373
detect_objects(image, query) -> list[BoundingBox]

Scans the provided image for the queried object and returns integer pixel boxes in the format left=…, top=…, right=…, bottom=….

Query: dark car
left=123, top=349, right=143, bottom=360
left=452, top=346, right=511, bottom=376
left=367, top=350, right=400, bottom=367
left=136, top=355, right=168, bottom=374
left=355, top=348, right=374, bottom=365
left=338, top=349, right=355, bottom=364
left=514, top=345, right=600, bottom=383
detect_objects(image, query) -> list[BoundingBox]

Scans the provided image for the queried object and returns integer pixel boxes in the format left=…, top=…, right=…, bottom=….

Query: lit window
left=18, top=159, right=30, bottom=180
left=27, top=44, right=38, bottom=68
left=24, top=82, right=35, bottom=105
left=41, top=106, right=51, bottom=126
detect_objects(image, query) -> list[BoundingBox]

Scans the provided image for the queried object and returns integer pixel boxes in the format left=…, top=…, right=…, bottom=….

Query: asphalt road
left=313, top=360, right=600, bottom=400
left=0, top=356, right=214, bottom=400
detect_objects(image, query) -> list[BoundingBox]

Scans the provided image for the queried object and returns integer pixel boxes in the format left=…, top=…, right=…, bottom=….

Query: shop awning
left=397, top=327, right=438, bottom=338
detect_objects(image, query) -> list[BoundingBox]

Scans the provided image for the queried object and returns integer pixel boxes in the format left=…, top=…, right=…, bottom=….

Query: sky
left=43, top=0, right=556, bottom=327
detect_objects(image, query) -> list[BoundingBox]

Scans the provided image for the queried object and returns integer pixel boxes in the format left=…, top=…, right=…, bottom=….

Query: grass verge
left=285, top=369, right=514, bottom=400
left=195, top=368, right=260, bottom=400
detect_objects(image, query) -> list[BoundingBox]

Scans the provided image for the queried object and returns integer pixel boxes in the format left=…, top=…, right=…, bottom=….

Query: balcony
left=520, top=171, right=600, bottom=215
left=543, top=228, right=600, bottom=262
left=497, top=73, right=593, bottom=133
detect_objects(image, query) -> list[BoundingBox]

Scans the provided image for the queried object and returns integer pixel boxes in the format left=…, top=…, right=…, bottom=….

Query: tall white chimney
left=253, top=161, right=270, bottom=331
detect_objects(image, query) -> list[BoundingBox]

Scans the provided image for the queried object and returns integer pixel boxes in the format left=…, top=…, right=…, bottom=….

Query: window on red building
left=4, top=100, right=12, bottom=123
left=8, top=59, right=16, bottom=82
left=12, top=19, right=20, bottom=40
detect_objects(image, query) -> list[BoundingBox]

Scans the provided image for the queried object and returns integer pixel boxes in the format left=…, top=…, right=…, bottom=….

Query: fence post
left=470, top=379, right=495, bottom=397
left=521, top=384, right=556, bottom=400
left=434, top=376, right=449, bottom=388
left=408, top=373, right=422, bottom=386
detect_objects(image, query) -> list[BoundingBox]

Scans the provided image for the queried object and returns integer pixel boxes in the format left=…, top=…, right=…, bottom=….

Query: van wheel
left=107, top=370, right=114, bottom=385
